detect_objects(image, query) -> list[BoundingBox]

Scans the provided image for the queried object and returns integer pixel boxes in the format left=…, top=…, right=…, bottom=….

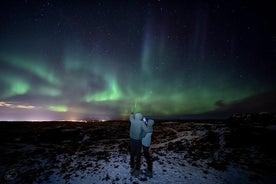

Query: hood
left=147, top=119, right=154, bottom=126
left=135, top=113, right=143, bottom=120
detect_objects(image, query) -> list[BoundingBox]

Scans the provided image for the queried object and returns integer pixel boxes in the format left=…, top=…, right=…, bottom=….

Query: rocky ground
left=0, top=117, right=276, bottom=183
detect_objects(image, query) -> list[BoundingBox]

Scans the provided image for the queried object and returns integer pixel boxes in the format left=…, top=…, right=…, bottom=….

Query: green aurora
left=0, top=1, right=275, bottom=120
left=0, top=49, right=268, bottom=120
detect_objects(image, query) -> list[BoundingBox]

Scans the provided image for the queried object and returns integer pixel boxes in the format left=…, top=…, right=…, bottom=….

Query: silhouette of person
left=141, top=117, right=154, bottom=177
left=129, top=112, right=144, bottom=176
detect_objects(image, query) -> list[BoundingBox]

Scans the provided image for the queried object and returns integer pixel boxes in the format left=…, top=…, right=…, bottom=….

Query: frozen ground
left=0, top=118, right=276, bottom=184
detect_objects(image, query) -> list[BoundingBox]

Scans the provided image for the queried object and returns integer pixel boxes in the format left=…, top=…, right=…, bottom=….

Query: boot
left=130, top=168, right=135, bottom=175
left=132, top=169, right=140, bottom=177
left=145, top=168, right=153, bottom=178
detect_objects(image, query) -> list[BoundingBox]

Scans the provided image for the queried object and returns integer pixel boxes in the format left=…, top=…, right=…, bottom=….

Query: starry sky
left=0, top=0, right=275, bottom=121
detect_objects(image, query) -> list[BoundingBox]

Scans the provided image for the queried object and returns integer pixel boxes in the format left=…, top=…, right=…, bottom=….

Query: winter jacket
left=129, top=113, right=143, bottom=140
left=141, top=119, right=154, bottom=147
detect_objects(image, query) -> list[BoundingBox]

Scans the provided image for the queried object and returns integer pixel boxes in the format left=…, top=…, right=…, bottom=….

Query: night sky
left=0, top=0, right=275, bottom=121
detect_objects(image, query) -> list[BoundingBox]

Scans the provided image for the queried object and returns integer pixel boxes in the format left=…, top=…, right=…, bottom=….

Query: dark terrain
left=0, top=113, right=276, bottom=183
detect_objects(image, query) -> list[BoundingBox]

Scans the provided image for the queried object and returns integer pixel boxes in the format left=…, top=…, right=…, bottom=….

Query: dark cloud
left=226, top=91, right=275, bottom=112
left=207, top=91, right=276, bottom=118
left=215, top=100, right=226, bottom=108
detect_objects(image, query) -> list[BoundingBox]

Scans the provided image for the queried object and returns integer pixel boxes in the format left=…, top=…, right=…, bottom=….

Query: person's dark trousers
left=130, top=138, right=142, bottom=170
left=142, top=145, right=152, bottom=171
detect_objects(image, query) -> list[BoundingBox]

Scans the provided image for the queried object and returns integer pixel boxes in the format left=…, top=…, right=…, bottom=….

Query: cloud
left=205, top=91, right=276, bottom=118
left=215, top=100, right=226, bottom=108
left=0, top=101, right=35, bottom=109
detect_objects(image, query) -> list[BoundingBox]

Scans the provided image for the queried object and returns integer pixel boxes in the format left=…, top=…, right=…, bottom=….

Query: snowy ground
left=0, top=120, right=276, bottom=184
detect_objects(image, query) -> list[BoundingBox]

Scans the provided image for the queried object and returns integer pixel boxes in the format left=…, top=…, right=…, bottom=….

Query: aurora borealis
left=0, top=1, right=275, bottom=121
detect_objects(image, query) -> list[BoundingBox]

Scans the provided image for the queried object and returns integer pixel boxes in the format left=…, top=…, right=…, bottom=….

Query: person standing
left=129, top=112, right=144, bottom=176
left=141, top=117, right=154, bottom=178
